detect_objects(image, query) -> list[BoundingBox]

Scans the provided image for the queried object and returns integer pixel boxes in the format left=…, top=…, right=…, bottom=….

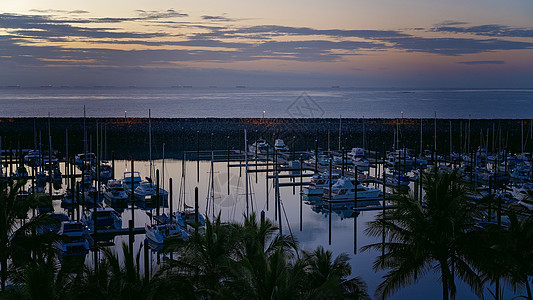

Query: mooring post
left=354, top=165, right=358, bottom=255
left=266, top=149, right=269, bottom=211
left=131, top=160, right=135, bottom=225
left=194, top=187, right=199, bottom=230
left=382, top=171, right=387, bottom=257
left=144, top=241, right=149, bottom=282
left=156, top=169, right=160, bottom=216
left=328, top=158, right=332, bottom=245
left=76, top=182, right=80, bottom=221
left=128, top=219, right=134, bottom=258
left=341, top=147, right=345, bottom=176
left=196, top=131, right=200, bottom=183
left=227, top=136, right=230, bottom=195
left=299, top=155, right=303, bottom=231
left=111, top=150, right=115, bottom=180
left=169, top=178, right=173, bottom=222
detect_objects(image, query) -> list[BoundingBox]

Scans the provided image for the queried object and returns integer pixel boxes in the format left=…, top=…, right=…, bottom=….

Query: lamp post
left=262, top=110, right=266, bottom=123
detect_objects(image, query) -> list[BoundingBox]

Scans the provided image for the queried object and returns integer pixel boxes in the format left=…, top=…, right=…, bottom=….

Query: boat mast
left=338, top=115, right=342, bottom=151
left=450, top=120, right=453, bottom=156
left=362, top=116, right=366, bottom=150
left=162, top=143, right=165, bottom=191
left=245, top=129, right=249, bottom=217
left=149, top=109, right=152, bottom=184
left=420, top=119, right=423, bottom=156
left=434, top=112, right=437, bottom=156
left=521, top=120, right=524, bottom=154
left=211, top=149, right=215, bottom=219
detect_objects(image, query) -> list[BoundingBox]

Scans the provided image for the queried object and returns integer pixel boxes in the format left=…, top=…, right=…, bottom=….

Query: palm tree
left=301, top=246, right=370, bottom=300
left=3, top=258, right=72, bottom=300
left=162, top=213, right=242, bottom=298
left=70, top=242, right=152, bottom=299
left=363, top=169, right=485, bottom=299
left=476, top=210, right=533, bottom=300
left=0, top=179, right=57, bottom=290
left=226, top=212, right=303, bottom=299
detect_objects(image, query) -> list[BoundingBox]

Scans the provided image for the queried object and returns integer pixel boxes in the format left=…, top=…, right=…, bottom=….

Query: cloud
left=432, top=23, right=533, bottom=38
left=201, top=15, right=236, bottom=22
left=29, top=9, right=90, bottom=14
left=382, top=36, right=533, bottom=55
left=135, top=9, right=188, bottom=19
left=0, top=13, right=168, bottom=39
left=457, top=60, right=505, bottom=65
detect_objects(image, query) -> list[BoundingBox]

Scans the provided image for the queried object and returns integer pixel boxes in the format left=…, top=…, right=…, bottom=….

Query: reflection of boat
left=56, top=221, right=90, bottom=255
left=12, top=166, right=28, bottom=179
left=145, top=223, right=190, bottom=244
left=82, top=207, right=122, bottom=232
left=308, top=199, right=360, bottom=220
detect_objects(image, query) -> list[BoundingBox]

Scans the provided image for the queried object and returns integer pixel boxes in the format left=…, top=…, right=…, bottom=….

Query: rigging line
left=279, top=196, right=296, bottom=247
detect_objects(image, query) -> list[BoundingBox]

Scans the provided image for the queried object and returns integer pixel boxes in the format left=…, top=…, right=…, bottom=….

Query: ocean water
left=1, top=87, right=532, bottom=118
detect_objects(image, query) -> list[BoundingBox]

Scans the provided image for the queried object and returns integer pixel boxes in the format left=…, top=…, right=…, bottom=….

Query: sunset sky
left=1, top=0, right=532, bottom=87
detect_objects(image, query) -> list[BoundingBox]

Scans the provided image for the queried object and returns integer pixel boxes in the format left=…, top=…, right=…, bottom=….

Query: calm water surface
left=33, top=158, right=519, bottom=299
left=1, top=87, right=532, bottom=118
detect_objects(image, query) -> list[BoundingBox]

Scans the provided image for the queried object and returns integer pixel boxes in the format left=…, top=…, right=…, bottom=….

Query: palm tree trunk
left=440, top=260, right=449, bottom=300
left=525, top=276, right=532, bottom=300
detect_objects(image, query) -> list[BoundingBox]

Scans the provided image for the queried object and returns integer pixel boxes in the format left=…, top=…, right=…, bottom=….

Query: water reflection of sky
left=40, top=159, right=517, bottom=299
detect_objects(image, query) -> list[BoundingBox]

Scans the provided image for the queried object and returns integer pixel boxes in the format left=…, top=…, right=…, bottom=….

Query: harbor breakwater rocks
left=0, top=118, right=529, bottom=160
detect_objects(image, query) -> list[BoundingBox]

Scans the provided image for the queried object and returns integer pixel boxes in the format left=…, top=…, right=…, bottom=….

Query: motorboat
left=134, top=180, right=169, bottom=203
left=56, top=221, right=90, bottom=255
left=385, top=173, right=410, bottom=186
left=103, top=180, right=129, bottom=202
left=82, top=207, right=122, bottom=232
left=24, top=150, right=42, bottom=166
left=36, top=212, right=70, bottom=235
left=52, top=167, right=62, bottom=183
left=145, top=223, right=190, bottom=244
left=92, top=163, right=112, bottom=180
left=387, top=149, right=414, bottom=167
left=121, top=171, right=142, bottom=193
left=353, top=156, right=370, bottom=170
left=75, top=152, right=96, bottom=165
left=274, top=139, right=289, bottom=152
left=326, top=177, right=382, bottom=202
left=303, top=172, right=341, bottom=196
left=348, top=147, right=365, bottom=159
left=249, top=138, right=271, bottom=154
left=173, top=210, right=206, bottom=230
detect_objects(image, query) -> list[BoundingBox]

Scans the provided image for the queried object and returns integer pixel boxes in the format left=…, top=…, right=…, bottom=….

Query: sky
left=1, top=0, right=532, bottom=88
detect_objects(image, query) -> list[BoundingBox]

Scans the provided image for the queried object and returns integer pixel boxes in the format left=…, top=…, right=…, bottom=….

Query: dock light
left=262, top=110, right=266, bottom=123
left=124, top=110, right=127, bottom=122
